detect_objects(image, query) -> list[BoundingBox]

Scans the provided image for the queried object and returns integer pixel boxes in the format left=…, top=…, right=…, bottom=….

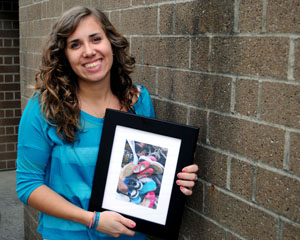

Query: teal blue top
left=16, top=86, right=155, bottom=240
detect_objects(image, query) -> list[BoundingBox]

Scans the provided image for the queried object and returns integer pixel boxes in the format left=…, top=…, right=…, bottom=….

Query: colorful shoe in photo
left=127, top=189, right=139, bottom=199
left=120, top=162, right=135, bottom=181
left=130, top=196, right=142, bottom=204
left=124, top=177, right=143, bottom=190
left=133, top=161, right=151, bottom=173
left=141, top=191, right=156, bottom=208
left=137, top=167, right=154, bottom=179
left=139, top=156, right=164, bottom=174
left=139, top=180, right=157, bottom=195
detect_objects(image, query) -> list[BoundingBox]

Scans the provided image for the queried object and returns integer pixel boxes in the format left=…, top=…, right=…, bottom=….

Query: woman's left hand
left=176, top=164, right=199, bottom=196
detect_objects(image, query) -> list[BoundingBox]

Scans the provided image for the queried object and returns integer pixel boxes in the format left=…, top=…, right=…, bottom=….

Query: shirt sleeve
left=134, top=85, right=155, bottom=118
left=16, top=96, right=54, bottom=204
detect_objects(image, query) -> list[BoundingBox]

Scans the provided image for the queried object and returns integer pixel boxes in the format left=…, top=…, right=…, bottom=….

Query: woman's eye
left=70, top=42, right=80, bottom=49
left=93, top=37, right=101, bottom=42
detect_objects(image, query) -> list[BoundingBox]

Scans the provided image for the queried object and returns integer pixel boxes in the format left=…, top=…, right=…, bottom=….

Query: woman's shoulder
left=133, top=85, right=155, bottom=118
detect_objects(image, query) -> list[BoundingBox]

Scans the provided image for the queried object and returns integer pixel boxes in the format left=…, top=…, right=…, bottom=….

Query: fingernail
left=176, top=180, right=180, bottom=185
left=177, top=173, right=181, bottom=178
left=180, top=186, right=184, bottom=190
left=131, top=222, right=136, bottom=227
left=182, top=169, right=186, bottom=172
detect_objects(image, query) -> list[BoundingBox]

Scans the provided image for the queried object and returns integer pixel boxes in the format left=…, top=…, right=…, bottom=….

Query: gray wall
left=19, top=0, right=300, bottom=239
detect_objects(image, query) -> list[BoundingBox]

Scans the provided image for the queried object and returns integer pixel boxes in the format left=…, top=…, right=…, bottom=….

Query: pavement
left=0, top=170, right=24, bottom=240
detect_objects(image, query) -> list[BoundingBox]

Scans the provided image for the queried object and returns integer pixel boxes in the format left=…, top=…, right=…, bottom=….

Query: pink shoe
left=141, top=192, right=156, bottom=208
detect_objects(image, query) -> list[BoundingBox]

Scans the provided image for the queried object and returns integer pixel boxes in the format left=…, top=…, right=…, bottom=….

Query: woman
left=16, top=6, right=198, bottom=240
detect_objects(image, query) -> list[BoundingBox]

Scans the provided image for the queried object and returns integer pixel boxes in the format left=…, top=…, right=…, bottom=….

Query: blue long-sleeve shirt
left=16, top=86, right=154, bottom=240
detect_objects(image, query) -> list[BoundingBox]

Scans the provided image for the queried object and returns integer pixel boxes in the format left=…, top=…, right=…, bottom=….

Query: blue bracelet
left=91, top=212, right=100, bottom=230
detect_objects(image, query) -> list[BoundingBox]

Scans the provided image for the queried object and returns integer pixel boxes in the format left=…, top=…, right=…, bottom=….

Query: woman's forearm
left=28, top=185, right=93, bottom=227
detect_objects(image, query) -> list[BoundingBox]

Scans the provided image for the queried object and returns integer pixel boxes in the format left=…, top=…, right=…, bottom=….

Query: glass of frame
left=89, top=109, right=199, bottom=239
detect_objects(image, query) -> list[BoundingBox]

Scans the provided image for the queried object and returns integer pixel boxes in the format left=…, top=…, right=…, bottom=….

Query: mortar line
left=230, top=77, right=236, bottom=114
left=287, top=38, right=295, bottom=81
left=186, top=206, right=247, bottom=240
left=134, top=63, right=300, bottom=85
left=234, top=0, right=240, bottom=33
left=157, top=7, right=160, bottom=34
left=256, top=80, right=262, bottom=119
left=198, top=143, right=300, bottom=182
left=150, top=95, right=300, bottom=134
left=262, top=0, right=268, bottom=32
left=252, top=166, right=257, bottom=202
left=155, top=67, right=159, bottom=96
left=188, top=38, right=192, bottom=69
left=283, top=131, right=290, bottom=170
left=205, top=111, right=210, bottom=145
left=277, top=218, right=283, bottom=240
left=226, top=156, right=231, bottom=190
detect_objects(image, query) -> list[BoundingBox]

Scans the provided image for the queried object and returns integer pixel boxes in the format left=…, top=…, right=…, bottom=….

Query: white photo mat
left=102, top=125, right=182, bottom=225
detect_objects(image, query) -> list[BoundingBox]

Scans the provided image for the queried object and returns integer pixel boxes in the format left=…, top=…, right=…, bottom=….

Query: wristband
left=91, top=212, right=100, bottom=230
left=89, top=211, right=96, bottom=229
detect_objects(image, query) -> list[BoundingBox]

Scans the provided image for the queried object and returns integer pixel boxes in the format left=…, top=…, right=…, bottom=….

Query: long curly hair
left=35, top=6, right=136, bottom=143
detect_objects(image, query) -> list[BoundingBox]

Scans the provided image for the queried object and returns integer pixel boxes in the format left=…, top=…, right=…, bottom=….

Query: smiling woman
left=16, top=6, right=198, bottom=240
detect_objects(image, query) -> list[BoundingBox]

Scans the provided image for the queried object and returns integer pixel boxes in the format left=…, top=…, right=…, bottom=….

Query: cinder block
left=63, top=0, right=90, bottom=12
left=131, top=65, right=156, bottom=95
left=180, top=208, right=225, bottom=239
left=131, top=0, right=145, bottom=6
left=157, top=68, right=173, bottom=100
left=46, top=0, right=63, bottom=18
left=256, top=167, right=300, bottom=223
left=282, top=221, right=300, bottom=239
left=266, top=0, right=300, bottom=33
left=211, top=37, right=289, bottom=78
left=172, top=71, right=231, bottom=112
left=197, top=146, right=228, bottom=188
left=152, top=98, right=187, bottom=125
left=143, top=37, right=189, bottom=68
left=230, top=158, right=254, bottom=200
left=159, top=4, right=174, bottom=34
left=261, top=82, right=300, bottom=128
left=290, top=132, right=300, bottom=176
left=99, top=0, right=131, bottom=10
left=131, top=37, right=143, bottom=64
left=208, top=113, right=285, bottom=168
left=185, top=180, right=203, bottom=213
left=294, top=39, right=300, bottom=81
left=239, top=0, right=263, bottom=33
left=120, top=7, right=157, bottom=35
left=175, top=0, right=234, bottom=34
left=205, top=185, right=278, bottom=239
left=191, top=37, right=210, bottom=71
left=110, top=11, right=120, bottom=32
left=188, top=107, right=208, bottom=144
left=235, top=78, right=259, bottom=117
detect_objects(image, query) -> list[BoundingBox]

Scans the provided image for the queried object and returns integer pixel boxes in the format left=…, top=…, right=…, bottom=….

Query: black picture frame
left=89, top=109, right=199, bottom=239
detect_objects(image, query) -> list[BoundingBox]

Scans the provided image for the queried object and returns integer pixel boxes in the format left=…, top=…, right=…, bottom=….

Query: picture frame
left=89, top=109, right=199, bottom=239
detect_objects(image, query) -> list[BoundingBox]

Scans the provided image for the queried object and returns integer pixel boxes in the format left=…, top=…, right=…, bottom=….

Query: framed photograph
left=89, top=109, right=199, bottom=239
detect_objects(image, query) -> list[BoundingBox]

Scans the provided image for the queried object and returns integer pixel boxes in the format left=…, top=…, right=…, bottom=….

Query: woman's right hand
left=96, top=211, right=136, bottom=237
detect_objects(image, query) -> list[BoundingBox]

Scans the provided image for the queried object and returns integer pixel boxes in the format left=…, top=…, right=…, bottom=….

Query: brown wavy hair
left=35, top=6, right=136, bottom=143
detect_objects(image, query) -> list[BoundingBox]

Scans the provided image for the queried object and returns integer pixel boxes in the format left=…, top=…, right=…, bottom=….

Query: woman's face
left=65, top=15, right=113, bottom=85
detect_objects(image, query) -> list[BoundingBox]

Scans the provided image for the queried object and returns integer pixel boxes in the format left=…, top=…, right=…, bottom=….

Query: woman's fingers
left=182, top=164, right=198, bottom=174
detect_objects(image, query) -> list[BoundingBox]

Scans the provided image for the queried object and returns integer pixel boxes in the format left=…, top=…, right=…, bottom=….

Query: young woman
left=16, top=6, right=198, bottom=240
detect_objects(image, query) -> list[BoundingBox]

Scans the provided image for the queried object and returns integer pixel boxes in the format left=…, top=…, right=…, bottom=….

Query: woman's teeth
left=85, top=61, right=100, bottom=69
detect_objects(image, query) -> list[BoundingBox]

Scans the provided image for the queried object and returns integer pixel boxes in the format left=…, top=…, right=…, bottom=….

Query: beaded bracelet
left=89, top=211, right=96, bottom=229
left=90, top=212, right=100, bottom=230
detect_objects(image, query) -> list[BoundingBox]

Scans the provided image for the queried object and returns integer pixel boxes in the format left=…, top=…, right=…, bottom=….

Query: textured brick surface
left=282, top=221, right=300, bottom=240
left=294, top=39, right=300, bottom=81
left=175, top=0, right=234, bottom=34
left=196, top=146, right=228, bottom=188
left=230, top=158, right=253, bottom=200
left=152, top=98, right=187, bottom=125
left=189, top=108, right=207, bottom=144
left=191, top=37, right=210, bottom=71
left=239, top=0, right=263, bottom=33
left=185, top=180, right=203, bottom=213
left=261, top=82, right=300, bottom=128
left=131, top=65, right=156, bottom=95
left=181, top=208, right=225, bottom=240
left=159, top=4, right=173, bottom=34
left=120, top=7, right=157, bottom=35
left=208, top=113, right=285, bottom=168
left=172, top=71, right=232, bottom=112
left=290, top=132, right=300, bottom=176
left=143, top=37, right=189, bottom=68
left=205, top=186, right=278, bottom=239
left=266, top=0, right=300, bottom=33
left=99, top=0, right=131, bottom=10
left=235, top=78, right=259, bottom=117
left=211, top=37, right=289, bottom=78
left=256, top=168, right=300, bottom=223
left=131, top=37, right=143, bottom=64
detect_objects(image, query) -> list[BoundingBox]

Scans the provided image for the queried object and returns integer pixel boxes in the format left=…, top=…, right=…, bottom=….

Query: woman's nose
left=83, top=43, right=96, bottom=57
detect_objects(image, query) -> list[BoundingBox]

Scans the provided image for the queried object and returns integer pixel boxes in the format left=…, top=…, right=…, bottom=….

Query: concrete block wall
left=0, top=0, right=20, bottom=171
left=19, top=0, right=300, bottom=239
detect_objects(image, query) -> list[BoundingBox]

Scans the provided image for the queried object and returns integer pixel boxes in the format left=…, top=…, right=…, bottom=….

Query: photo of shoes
left=116, top=139, right=167, bottom=209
